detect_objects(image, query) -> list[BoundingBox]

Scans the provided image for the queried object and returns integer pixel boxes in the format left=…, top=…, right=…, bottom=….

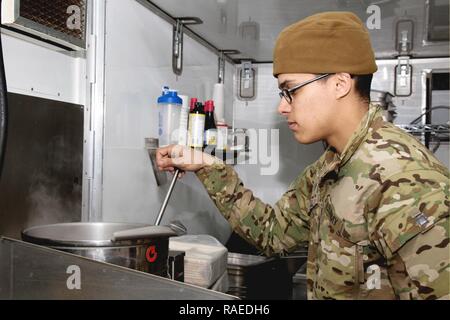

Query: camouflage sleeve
left=366, top=169, right=450, bottom=300
left=195, top=163, right=313, bottom=256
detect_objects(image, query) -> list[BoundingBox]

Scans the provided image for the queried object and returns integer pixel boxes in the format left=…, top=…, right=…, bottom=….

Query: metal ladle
left=155, top=168, right=187, bottom=235
left=155, top=168, right=180, bottom=226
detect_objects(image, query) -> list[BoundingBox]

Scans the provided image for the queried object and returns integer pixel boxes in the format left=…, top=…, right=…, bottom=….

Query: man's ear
left=333, top=73, right=352, bottom=100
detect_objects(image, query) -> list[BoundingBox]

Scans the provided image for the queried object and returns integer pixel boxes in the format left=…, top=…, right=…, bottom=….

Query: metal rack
left=396, top=124, right=450, bottom=135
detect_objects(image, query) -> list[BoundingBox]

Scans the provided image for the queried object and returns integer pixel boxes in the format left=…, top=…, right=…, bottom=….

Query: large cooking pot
left=22, top=222, right=178, bottom=277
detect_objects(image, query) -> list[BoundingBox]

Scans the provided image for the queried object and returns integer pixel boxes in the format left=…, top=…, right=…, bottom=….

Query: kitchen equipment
left=155, top=168, right=180, bottom=226
left=167, top=219, right=187, bottom=236
left=22, top=222, right=176, bottom=277
left=169, top=234, right=228, bottom=288
left=291, top=262, right=307, bottom=300
left=226, top=252, right=295, bottom=300
left=145, top=137, right=168, bottom=186
left=168, top=250, right=185, bottom=282
left=0, top=237, right=238, bottom=300
left=107, top=168, right=184, bottom=254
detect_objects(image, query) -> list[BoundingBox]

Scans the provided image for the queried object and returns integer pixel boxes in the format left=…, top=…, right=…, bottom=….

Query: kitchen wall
left=1, top=32, right=85, bottom=106
left=102, top=0, right=233, bottom=243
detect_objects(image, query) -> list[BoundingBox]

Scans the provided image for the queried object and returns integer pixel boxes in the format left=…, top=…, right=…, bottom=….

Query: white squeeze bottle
left=157, top=86, right=182, bottom=147
left=178, top=95, right=190, bottom=146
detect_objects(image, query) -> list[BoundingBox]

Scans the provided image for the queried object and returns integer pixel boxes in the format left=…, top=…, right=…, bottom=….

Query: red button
left=146, top=245, right=158, bottom=263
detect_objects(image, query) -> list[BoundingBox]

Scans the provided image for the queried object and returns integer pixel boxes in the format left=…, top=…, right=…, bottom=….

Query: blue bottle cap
left=158, top=87, right=182, bottom=105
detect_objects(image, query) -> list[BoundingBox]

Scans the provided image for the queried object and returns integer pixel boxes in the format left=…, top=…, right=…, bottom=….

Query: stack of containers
left=169, top=235, right=229, bottom=291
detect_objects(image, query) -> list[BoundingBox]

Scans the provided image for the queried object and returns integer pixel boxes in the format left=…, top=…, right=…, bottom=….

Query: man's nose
left=277, top=98, right=291, bottom=116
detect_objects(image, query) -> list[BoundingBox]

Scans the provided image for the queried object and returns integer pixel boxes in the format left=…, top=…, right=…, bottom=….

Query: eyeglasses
left=278, top=73, right=332, bottom=104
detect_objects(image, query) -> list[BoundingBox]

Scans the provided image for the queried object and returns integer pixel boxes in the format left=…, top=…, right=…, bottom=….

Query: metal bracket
left=395, top=18, right=414, bottom=55
left=217, top=49, right=240, bottom=83
left=395, top=56, right=412, bottom=96
left=238, top=60, right=256, bottom=100
left=172, top=17, right=203, bottom=76
left=145, top=138, right=167, bottom=186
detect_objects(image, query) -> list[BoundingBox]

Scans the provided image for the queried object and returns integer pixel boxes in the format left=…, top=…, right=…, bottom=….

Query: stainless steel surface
left=155, top=169, right=180, bottom=226
left=172, top=17, right=204, bottom=76
left=22, top=222, right=174, bottom=277
left=168, top=220, right=187, bottom=236
left=0, top=93, right=83, bottom=239
left=168, top=250, right=185, bottom=282
left=226, top=252, right=300, bottom=299
left=291, top=262, right=307, bottom=300
left=23, top=222, right=148, bottom=247
left=227, top=252, right=271, bottom=267
left=0, top=237, right=238, bottom=300
left=145, top=137, right=168, bottom=186
left=148, top=0, right=449, bottom=62
left=111, top=225, right=176, bottom=242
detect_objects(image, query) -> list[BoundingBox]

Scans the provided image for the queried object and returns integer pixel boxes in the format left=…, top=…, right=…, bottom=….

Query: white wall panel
left=102, top=0, right=232, bottom=243
left=1, top=32, right=86, bottom=105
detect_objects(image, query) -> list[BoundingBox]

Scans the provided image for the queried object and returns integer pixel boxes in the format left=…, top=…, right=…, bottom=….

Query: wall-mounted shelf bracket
left=172, top=17, right=203, bottom=76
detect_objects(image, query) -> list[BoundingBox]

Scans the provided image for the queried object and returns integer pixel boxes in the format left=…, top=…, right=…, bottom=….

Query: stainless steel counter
left=0, top=237, right=238, bottom=300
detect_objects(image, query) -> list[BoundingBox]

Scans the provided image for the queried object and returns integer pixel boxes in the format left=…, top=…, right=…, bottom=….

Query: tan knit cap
left=273, top=11, right=377, bottom=77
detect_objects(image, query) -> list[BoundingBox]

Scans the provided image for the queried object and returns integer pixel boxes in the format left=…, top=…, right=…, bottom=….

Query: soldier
left=157, top=12, right=449, bottom=299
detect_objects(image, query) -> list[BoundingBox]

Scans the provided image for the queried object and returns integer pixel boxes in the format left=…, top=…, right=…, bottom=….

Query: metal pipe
left=155, top=169, right=180, bottom=226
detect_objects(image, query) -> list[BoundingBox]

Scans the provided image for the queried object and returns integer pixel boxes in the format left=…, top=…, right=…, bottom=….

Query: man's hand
left=156, top=144, right=222, bottom=174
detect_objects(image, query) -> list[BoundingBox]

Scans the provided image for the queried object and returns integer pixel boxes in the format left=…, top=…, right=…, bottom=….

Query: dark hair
left=351, top=74, right=373, bottom=103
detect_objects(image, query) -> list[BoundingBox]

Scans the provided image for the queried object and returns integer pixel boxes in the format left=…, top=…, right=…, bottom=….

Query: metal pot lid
left=22, top=222, right=175, bottom=247
left=111, top=225, right=178, bottom=242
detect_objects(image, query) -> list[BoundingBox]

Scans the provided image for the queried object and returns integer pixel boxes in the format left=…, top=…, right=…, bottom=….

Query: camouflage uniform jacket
left=196, top=104, right=449, bottom=300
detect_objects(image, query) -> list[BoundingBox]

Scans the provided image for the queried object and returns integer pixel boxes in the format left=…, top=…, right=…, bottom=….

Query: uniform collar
left=339, top=103, right=383, bottom=166
left=317, top=104, right=384, bottom=180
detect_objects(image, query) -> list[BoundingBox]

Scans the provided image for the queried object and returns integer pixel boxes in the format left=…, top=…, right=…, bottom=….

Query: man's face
left=277, top=73, right=335, bottom=144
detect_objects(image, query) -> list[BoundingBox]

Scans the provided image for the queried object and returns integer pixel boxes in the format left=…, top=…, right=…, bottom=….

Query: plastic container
left=178, top=95, right=190, bottom=146
left=213, top=83, right=225, bottom=123
left=169, top=235, right=228, bottom=288
left=216, top=121, right=228, bottom=150
left=158, top=87, right=182, bottom=147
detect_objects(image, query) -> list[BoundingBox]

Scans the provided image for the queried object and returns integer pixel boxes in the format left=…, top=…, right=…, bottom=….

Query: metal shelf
left=396, top=124, right=450, bottom=135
